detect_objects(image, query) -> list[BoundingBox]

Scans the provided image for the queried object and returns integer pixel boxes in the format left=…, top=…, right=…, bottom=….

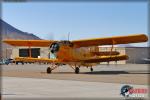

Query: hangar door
left=19, top=48, right=40, bottom=58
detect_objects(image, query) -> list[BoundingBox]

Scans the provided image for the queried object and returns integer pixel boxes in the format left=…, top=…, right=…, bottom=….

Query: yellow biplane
left=3, top=34, right=148, bottom=74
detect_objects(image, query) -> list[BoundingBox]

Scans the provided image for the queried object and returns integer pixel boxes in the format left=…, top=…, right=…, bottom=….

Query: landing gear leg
left=47, top=67, right=52, bottom=74
left=90, top=67, right=93, bottom=72
left=75, top=67, right=80, bottom=74
left=107, top=61, right=110, bottom=65
left=46, top=64, right=59, bottom=74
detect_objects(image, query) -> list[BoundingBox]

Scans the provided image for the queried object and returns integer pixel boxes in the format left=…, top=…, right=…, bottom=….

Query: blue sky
left=2, top=2, right=148, bottom=46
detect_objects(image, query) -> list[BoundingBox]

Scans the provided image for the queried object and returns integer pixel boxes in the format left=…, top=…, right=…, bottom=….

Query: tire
left=16, top=62, right=18, bottom=65
left=22, top=62, right=24, bottom=65
left=75, top=67, right=79, bottom=74
left=90, top=67, right=93, bottom=72
left=47, top=67, right=52, bottom=74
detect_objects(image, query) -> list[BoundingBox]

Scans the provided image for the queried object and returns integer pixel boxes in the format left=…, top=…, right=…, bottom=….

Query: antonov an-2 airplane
left=3, top=34, right=148, bottom=74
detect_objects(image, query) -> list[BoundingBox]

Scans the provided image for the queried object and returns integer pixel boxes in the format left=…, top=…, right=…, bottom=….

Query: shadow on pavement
left=83, top=71, right=150, bottom=75
left=41, top=71, right=150, bottom=75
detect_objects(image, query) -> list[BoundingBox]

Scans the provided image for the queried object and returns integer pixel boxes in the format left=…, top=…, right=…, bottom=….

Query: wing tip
left=142, top=34, right=148, bottom=42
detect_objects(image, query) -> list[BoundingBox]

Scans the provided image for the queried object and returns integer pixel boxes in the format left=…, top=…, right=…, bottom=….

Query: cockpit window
left=50, top=43, right=60, bottom=53
left=49, top=53, right=56, bottom=59
left=50, top=41, right=73, bottom=53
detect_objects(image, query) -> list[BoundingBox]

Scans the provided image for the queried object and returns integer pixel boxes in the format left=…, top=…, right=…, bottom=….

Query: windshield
left=50, top=43, right=60, bottom=53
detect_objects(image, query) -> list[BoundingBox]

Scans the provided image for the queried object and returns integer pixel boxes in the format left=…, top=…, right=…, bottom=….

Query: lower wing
left=14, top=57, right=58, bottom=63
left=14, top=55, right=128, bottom=64
left=80, top=55, right=128, bottom=63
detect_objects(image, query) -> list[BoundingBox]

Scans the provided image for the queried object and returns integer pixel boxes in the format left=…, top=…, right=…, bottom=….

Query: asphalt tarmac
left=1, top=64, right=150, bottom=99
left=1, top=77, right=149, bottom=99
left=1, top=64, right=150, bottom=85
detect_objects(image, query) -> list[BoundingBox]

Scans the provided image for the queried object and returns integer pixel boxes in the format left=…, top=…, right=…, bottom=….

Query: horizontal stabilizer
left=81, top=55, right=128, bottom=63
left=91, top=51, right=120, bottom=56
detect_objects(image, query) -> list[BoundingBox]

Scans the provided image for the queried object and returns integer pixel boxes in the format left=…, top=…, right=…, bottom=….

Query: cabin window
left=49, top=52, right=56, bottom=59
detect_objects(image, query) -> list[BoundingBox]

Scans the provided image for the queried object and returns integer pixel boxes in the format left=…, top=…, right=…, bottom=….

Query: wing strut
left=29, top=46, right=32, bottom=58
left=110, top=40, right=116, bottom=56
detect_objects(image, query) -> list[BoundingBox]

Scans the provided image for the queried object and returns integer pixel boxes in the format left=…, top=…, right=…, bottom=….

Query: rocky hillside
left=0, top=19, right=41, bottom=58
left=0, top=19, right=40, bottom=40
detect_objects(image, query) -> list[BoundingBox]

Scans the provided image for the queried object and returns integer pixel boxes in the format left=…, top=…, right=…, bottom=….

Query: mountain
left=0, top=19, right=40, bottom=40
left=0, top=19, right=41, bottom=58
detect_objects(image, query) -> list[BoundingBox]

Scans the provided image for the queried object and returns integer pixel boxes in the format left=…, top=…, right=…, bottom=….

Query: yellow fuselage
left=56, top=45, right=91, bottom=62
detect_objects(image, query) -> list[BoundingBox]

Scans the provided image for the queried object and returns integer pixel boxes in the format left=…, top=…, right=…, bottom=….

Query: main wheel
left=47, top=67, right=52, bottom=74
left=90, top=67, right=93, bottom=72
left=16, top=61, right=18, bottom=65
left=75, top=67, right=80, bottom=74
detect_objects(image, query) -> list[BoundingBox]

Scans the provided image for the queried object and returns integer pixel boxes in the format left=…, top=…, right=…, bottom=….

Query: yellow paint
left=3, top=34, right=148, bottom=67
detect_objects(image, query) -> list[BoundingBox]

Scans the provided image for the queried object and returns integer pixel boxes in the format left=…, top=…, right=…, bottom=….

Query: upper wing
left=72, top=34, right=148, bottom=48
left=3, top=39, right=56, bottom=47
left=3, top=34, right=148, bottom=47
left=80, top=55, right=128, bottom=63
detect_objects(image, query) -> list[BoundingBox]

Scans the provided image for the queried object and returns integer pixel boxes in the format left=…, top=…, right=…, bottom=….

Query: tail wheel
left=22, top=62, right=24, bottom=65
left=47, top=67, right=52, bottom=74
left=75, top=67, right=80, bottom=74
left=90, top=67, right=93, bottom=72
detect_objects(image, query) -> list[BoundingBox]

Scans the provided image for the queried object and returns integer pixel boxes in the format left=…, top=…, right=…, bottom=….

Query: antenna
left=68, top=32, right=70, bottom=41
